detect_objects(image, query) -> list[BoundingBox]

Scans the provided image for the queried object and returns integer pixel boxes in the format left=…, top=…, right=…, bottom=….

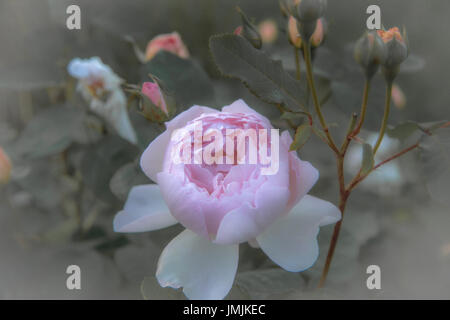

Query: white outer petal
left=113, top=184, right=177, bottom=233
left=256, top=195, right=341, bottom=272
left=156, top=229, right=239, bottom=300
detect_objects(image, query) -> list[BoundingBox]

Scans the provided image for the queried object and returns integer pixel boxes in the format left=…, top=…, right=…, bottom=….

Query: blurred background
left=0, top=0, right=449, bottom=299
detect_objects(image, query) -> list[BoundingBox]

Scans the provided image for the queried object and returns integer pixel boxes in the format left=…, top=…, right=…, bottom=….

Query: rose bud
left=237, top=7, right=262, bottom=49
left=377, top=27, right=409, bottom=81
left=289, top=16, right=325, bottom=49
left=310, top=17, right=326, bottom=47
left=288, top=16, right=302, bottom=48
left=293, top=0, right=327, bottom=43
left=0, top=147, right=12, bottom=185
left=145, top=32, right=190, bottom=62
left=279, top=0, right=301, bottom=17
left=142, top=82, right=168, bottom=115
left=140, top=76, right=175, bottom=122
left=354, top=31, right=387, bottom=79
left=258, top=19, right=278, bottom=44
left=296, top=0, right=327, bottom=22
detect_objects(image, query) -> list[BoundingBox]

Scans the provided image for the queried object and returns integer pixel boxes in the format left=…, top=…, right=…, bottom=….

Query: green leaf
left=110, top=162, right=149, bottom=201
left=210, top=34, right=307, bottom=113
left=13, top=105, right=86, bottom=159
left=141, top=51, right=215, bottom=109
left=387, top=120, right=448, bottom=142
left=387, top=121, right=421, bottom=142
left=80, top=136, right=139, bottom=203
left=290, top=124, right=312, bottom=151
left=419, top=128, right=450, bottom=206
left=361, top=143, right=374, bottom=175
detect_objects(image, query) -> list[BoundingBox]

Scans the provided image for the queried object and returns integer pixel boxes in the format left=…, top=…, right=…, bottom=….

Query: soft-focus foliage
left=1, top=0, right=450, bottom=300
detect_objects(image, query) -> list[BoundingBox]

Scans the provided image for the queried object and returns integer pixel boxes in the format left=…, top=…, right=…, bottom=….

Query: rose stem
left=303, top=42, right=339, bottom=154
left=373, top=81, right=393, bottom=154
left=294, top=47, right=302, bottom=81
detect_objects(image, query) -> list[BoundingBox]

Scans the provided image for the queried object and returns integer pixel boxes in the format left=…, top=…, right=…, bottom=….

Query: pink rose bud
left=258, top=19, right=278, bottom=44
left=288, top=16, right=302, bottom=48
left=377, top=27, right=409, bottom=81
left=233, top=26, right=243, bottom=36
left=0, top=147, right=12, bottom=185
left=141, top=81, right=168, bottom=115
left=310, top=18, right=326, bottom=47
left=145, top=32, right=190, bottom=62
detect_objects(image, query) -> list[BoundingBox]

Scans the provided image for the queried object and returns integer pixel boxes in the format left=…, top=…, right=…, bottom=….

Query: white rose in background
left=67, top=57, right=138, bottom=145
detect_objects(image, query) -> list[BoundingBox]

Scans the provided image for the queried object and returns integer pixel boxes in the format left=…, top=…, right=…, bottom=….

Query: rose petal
left=156, top=229, right=239, bottom=300
left=222, top=99, right=272, bottom=126
left=256, top=195, right=341, bottom=272
left=280, top=131, right=319, bottom=209
left=140, top=105, right=217, bottom=182
left=214, top=183, right=290, bottom=244
left=113, top=184, right=177, bottom=233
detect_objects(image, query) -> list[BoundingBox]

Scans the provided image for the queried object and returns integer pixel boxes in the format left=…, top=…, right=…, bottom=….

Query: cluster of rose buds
left=355, top=27, right=409, bottom=81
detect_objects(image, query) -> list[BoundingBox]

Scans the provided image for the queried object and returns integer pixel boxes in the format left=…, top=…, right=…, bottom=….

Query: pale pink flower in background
left=145, top=32, right=190, bottom=62
left=391, top=84, right=406, bottom=109
left=141, top=82, right=168, bottom=115
left=0, top=147, right=12, bottom=185
left=67, top=57, right=137, bottom=144
left=113, top=99, right=340, bottom=299
left=258, top=19, right=278, bottom=44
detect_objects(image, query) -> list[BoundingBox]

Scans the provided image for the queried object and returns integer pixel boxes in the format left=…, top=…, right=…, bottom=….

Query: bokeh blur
left=0, top=0, right=449, bottom=299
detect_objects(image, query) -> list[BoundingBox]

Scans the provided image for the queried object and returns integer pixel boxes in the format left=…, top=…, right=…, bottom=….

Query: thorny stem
left=303, top=43, right=339, bottom=155
left=373, top=81, right=393, bottom=154
left=294, top=47, right=302, bottom=81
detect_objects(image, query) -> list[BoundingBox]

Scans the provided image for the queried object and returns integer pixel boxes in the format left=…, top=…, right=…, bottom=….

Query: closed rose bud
left=289, top=16, right=325, bottom=49
left=258, top=19, right=278, bottom=44
left=354, top=31, right=387, bottom=79
left=233, top=26, right=243, bottom=36
left=0, top=147, right=12, bottom=185
left=145, top=32, right=190, bottom=62
left=296, top=0, right=327, bottom=23
left=142, top=82, right=168, bottom=115
left=288, top=16, right=302, bottom=48
left=279, top=0, right=301, bottom=17
left=237, top=7, right=262, bottom=49
left=310, top=18, right=326, bottom=47
left=377, top=27, right=409, bottom=81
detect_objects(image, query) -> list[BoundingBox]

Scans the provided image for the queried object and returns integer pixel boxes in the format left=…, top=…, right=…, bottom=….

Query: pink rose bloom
left=113, top=100, right=340, bottom=299
left=145, top=32, right=190, bottom=61
left=0, top=147, right=11, bottom=185
left=141, top=82, right=168, bottom=115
